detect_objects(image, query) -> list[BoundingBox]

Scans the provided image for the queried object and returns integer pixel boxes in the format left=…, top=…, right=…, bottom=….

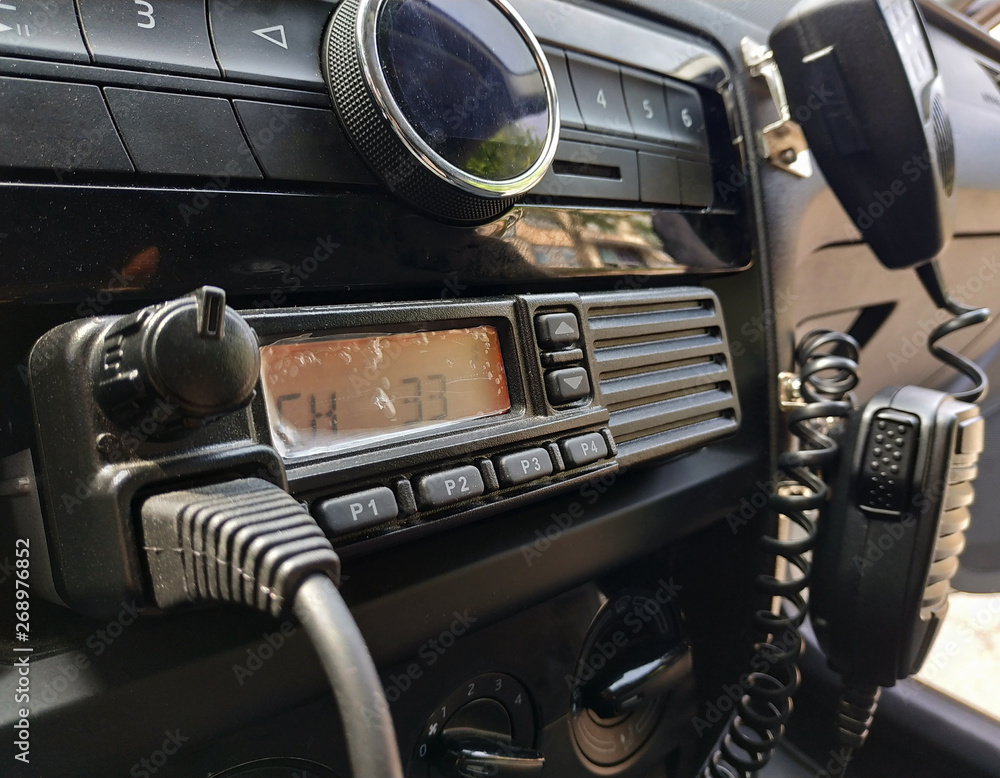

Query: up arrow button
left=536, top=313, right=581, bottom=350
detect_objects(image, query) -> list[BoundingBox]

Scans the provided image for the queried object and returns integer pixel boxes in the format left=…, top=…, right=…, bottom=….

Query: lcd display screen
left=261, top=326, right=511, bottom=458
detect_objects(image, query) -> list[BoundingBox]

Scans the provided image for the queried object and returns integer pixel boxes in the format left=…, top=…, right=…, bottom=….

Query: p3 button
left=497, top=448, right=554, bottom=487
left=417, top=466, right=486, bottom=510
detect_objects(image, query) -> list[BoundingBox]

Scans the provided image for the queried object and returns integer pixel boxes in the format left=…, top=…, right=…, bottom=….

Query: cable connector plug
left=141, top=478, right=340, bottom=618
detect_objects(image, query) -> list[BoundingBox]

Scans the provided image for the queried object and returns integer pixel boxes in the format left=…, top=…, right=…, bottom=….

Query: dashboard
left=1, top=1, right=999, bottom=777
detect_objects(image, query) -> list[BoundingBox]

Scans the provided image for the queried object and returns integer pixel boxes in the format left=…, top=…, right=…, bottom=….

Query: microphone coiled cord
left=702, top=331, right=859, bottom=778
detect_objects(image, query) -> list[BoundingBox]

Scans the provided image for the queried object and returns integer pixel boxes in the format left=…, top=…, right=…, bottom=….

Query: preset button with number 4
left=561, top=433, right=610, bottom=468
left=566, top=52, right=634, bottom=137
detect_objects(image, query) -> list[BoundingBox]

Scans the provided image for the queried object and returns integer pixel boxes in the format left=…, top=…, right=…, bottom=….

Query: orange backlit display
left=261, top=327, right=511, bottom=458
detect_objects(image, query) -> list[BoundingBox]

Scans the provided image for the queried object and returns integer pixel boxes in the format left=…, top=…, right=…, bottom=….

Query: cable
left=917, top=260, right=990, bottom=403
left=295, top=575, right=404, bottom=778
left=702, top=331, right=859, bottom=778
left=141, top=478, right=404, bottom=778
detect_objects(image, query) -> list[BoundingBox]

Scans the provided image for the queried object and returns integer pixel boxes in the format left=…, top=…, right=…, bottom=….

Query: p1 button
left=317, top=487, right=398, bottom=536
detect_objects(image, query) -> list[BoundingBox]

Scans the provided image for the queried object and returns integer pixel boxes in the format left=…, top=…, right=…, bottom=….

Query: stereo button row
left=0, top=0, right=334, bottom=88
left=534, top=140, right=713, bottom=207
left=0, top=74, right=375, bottom=185
left=560, top=50, right=709, bottom=153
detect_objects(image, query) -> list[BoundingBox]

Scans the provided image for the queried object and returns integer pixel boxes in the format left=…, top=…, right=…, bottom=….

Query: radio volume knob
left=96, top=286, right=260, bottom=437
left=323, top=0, right=560, bottom=224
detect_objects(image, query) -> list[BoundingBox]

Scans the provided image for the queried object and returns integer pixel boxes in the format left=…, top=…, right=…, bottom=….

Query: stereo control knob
left=323, top=0, right=560, bottom=224
left=95, top=286, right=260, bottom=437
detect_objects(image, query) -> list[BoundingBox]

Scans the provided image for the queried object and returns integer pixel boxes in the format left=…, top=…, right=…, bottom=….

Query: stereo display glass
left=261, top=326, right=511, bottom=458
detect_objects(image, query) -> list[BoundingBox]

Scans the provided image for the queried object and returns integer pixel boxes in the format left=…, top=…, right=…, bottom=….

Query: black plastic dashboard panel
left=0, top=0, right=752, bottom=307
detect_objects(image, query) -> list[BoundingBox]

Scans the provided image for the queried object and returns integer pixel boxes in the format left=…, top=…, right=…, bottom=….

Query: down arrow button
left=546, top=367, right=592, bottom=405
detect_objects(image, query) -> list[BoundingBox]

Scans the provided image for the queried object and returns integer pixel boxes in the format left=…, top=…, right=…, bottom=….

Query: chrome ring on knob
left=352, top=0, right=561, bottom=199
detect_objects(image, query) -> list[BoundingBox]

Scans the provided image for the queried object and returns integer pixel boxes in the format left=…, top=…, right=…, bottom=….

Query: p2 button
left=417, top=466, right=486, bottom=510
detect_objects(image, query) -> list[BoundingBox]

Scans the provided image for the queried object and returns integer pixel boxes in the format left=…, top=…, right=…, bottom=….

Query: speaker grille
left=581, top=288, right=741, bottom=467
left=931, top=94, right=955, bottom=198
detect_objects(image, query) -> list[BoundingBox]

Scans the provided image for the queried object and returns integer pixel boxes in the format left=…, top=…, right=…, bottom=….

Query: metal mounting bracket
left=779, top=371, right=807, bottom=411
left=742, top=37, right=813, bottom=178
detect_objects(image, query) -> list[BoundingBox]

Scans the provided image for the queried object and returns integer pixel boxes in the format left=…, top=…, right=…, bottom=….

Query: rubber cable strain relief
left=141, top=477, right=341, bottom=618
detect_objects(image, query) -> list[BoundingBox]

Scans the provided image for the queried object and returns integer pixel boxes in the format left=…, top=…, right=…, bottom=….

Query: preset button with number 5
left=622, top=69, right=672, bottom=144
left=76, top=0, right=220, bottom=76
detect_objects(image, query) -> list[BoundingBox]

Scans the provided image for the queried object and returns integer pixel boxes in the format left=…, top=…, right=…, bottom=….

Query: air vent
left=581, top=288, right=741, bottom=467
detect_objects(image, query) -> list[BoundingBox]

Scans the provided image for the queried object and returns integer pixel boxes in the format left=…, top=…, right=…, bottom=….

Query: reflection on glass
left=377, top=0, right=549, bottom=180
left=478, top=207, right=732, bottom=273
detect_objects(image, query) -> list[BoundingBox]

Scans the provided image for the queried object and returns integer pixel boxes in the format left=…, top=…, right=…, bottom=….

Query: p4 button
left=561, top=433, right=610, bottom=468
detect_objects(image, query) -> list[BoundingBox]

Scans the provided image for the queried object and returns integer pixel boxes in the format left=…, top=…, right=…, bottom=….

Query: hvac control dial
left=570, top=588, right=693, bottom=767
left=411, top=673, right=543, bottom=777
left=323, top=0, right=560, bottom=223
